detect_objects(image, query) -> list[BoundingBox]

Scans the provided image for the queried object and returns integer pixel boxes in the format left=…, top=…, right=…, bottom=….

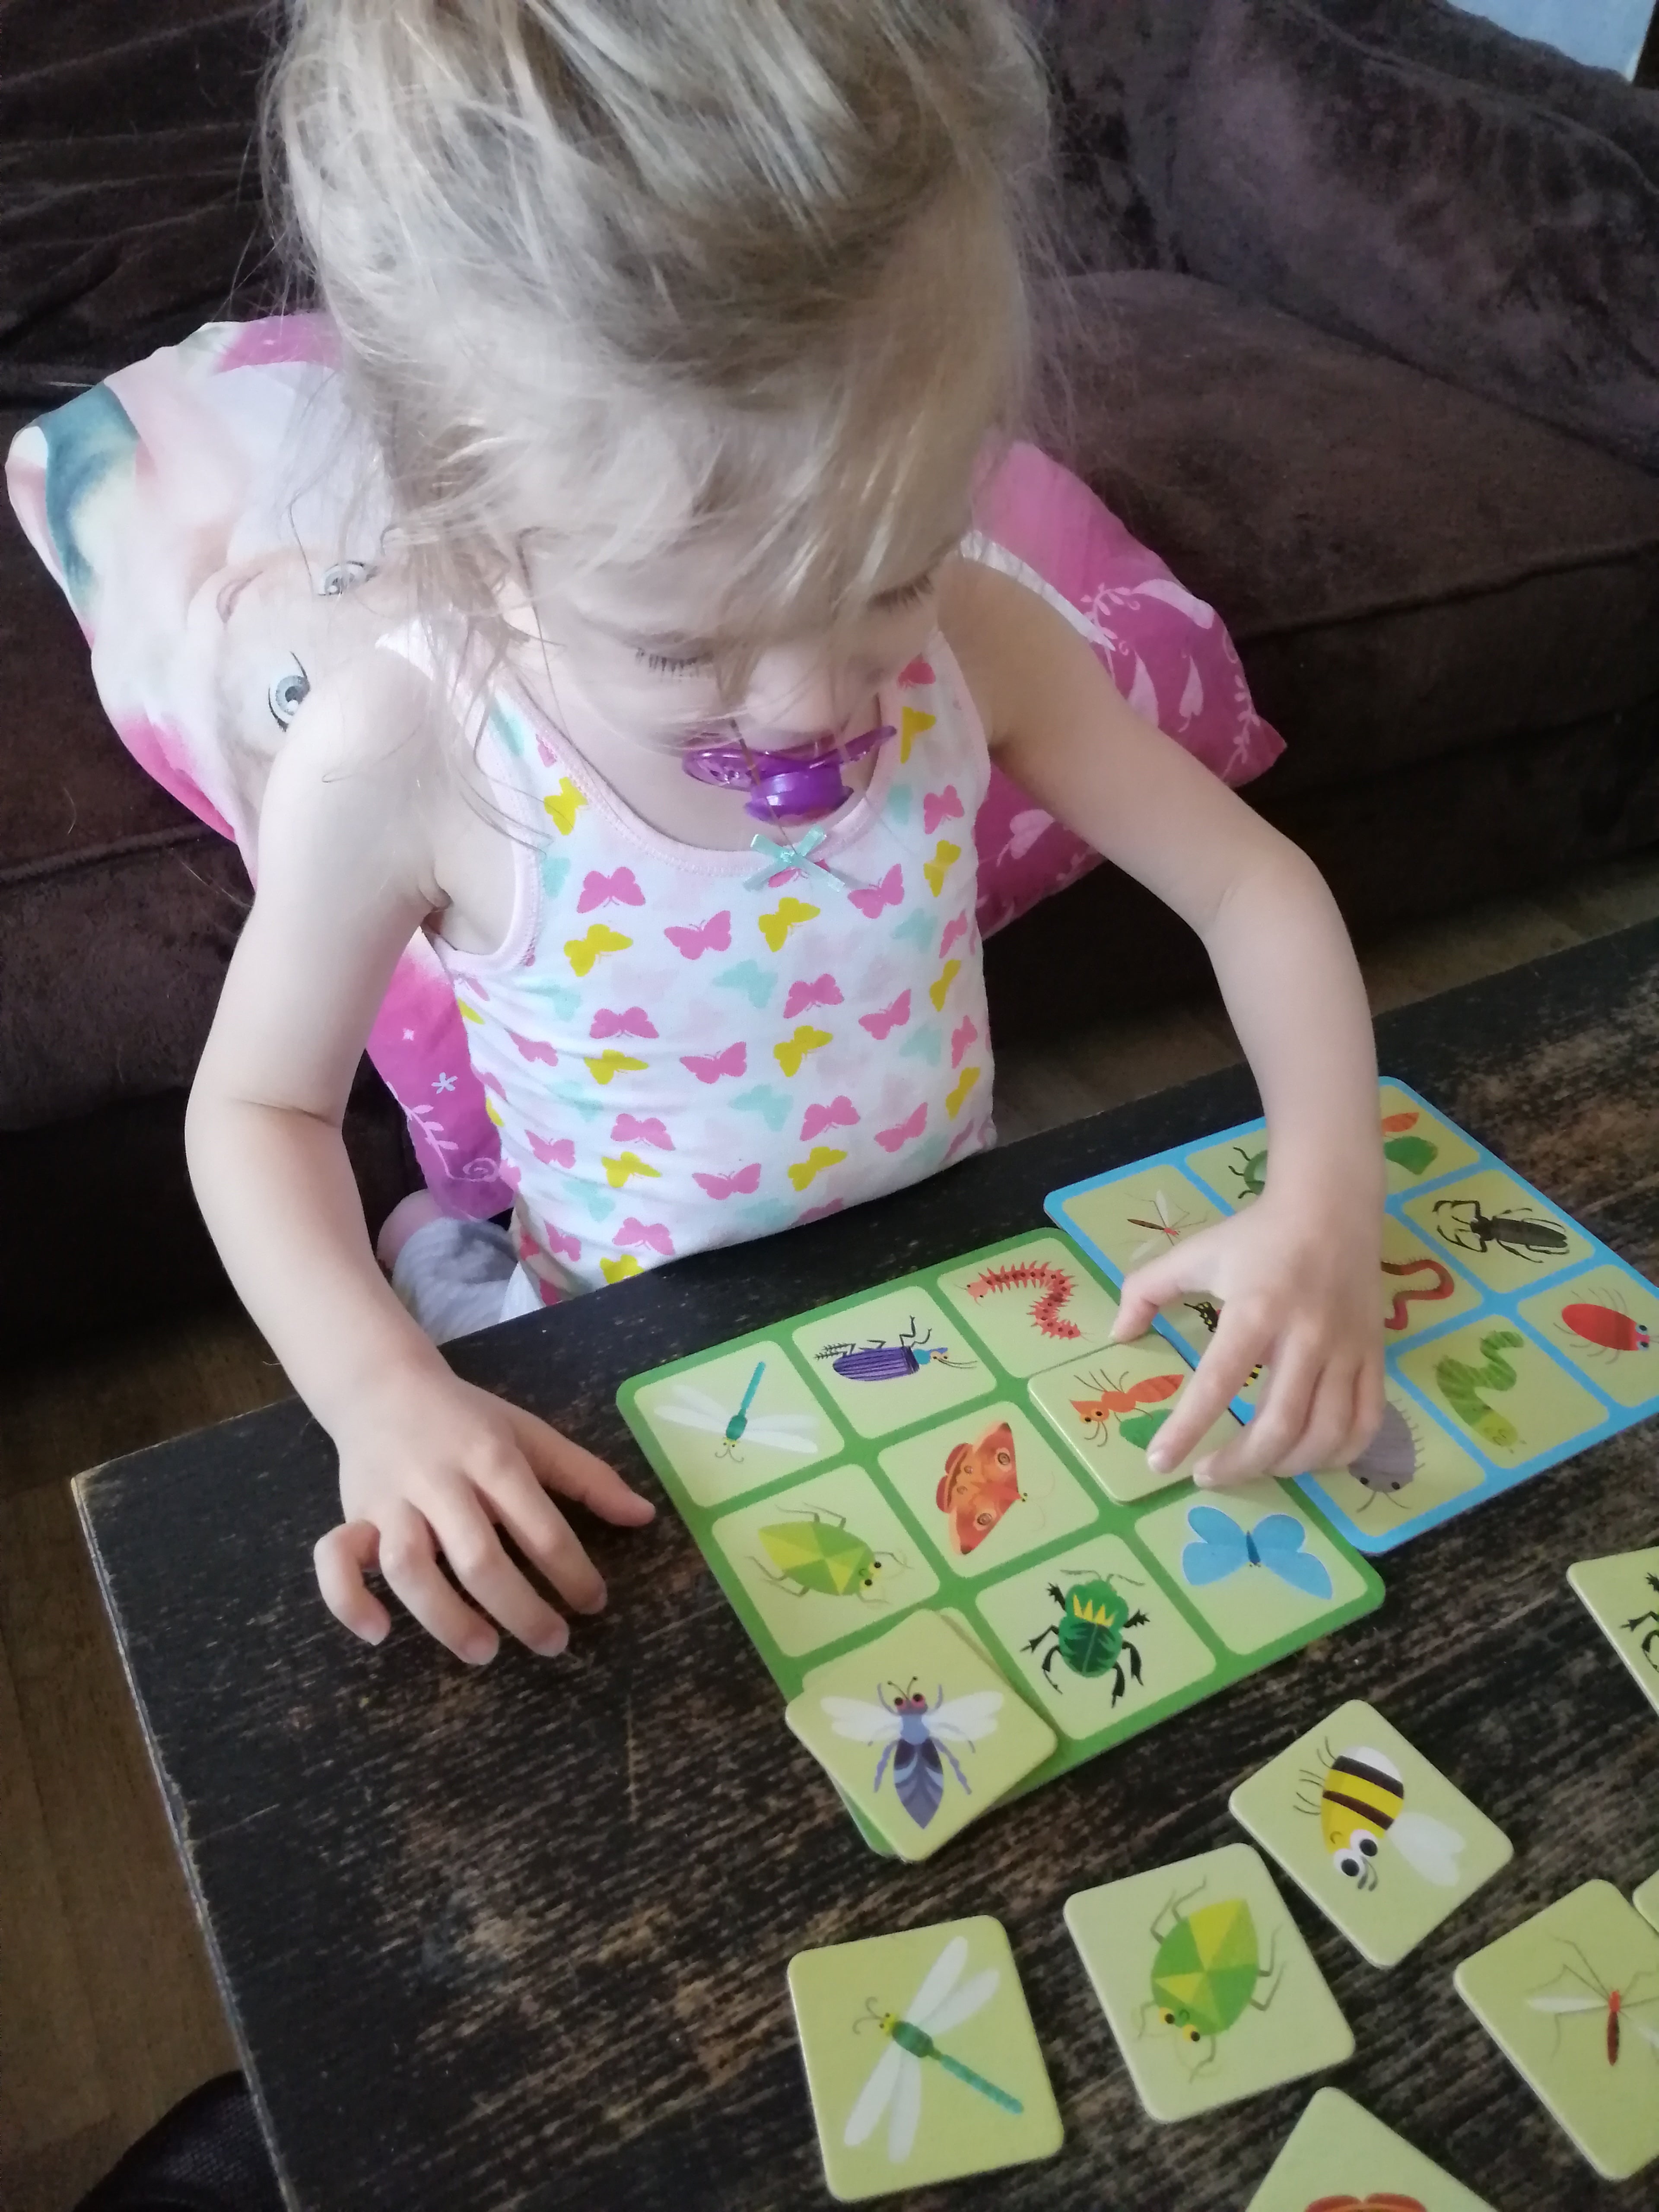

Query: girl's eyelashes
left=636, top=648, right=710, bottom=677
left=269, top=660, right=311, bottom=728
left=874, top=569, right=938, bottom=613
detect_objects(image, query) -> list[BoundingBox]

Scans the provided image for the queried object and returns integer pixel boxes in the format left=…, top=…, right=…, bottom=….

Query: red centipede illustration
left=964, top=1260, right=1082, bottom=1339
left=1380, top=1255, right=1456, bottom=1332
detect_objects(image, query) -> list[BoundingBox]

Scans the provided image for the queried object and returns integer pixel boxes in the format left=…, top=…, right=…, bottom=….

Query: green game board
left=618, top=1229, right=1384, bottom=1853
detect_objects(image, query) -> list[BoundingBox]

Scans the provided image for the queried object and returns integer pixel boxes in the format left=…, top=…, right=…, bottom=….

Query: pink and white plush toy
left=7, top=317, right=1281, bottom=1217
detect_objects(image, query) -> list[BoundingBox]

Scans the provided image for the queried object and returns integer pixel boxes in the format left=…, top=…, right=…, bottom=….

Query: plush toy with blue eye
left=267, top=562, right=377, bottom=726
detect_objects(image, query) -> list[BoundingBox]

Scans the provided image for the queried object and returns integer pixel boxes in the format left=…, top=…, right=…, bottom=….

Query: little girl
left=182, top=0, right=1385, bottom=1667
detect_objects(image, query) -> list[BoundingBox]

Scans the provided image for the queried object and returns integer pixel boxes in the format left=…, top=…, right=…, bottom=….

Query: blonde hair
left=267, top=0, right=1052, bottom=693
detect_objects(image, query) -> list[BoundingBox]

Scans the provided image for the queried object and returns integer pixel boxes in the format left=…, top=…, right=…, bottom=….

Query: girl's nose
left=743, top=649, right=868, bottom=742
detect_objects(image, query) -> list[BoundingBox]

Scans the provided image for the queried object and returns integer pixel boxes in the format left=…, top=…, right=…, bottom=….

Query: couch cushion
left=1170, top=0, right=1659, bottom=473
left=0, top=415, right=249, bottom=1127
left=1039, top=272, right=1659, bottom=797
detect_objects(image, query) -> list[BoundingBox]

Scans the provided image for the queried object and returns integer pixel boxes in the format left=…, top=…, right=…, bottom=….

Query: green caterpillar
left=1435, top=1328, right=1525, bottom=1447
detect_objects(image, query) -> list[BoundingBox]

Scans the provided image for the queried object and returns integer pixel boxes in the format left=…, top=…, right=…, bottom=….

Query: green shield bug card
left=784, top=1610, right=1055, bottom=1861
left=1243, top=2086, right=1496, bottom=2210
left=1635, top=1869, right=1659, bottom=1933
left=1228, top=1699, right=1513, bottom=1967
left=788, top=1915, right=1062, bottom=2201
left=1454, top=1879, right=1659, bottom=2180
left=1064, top=1841, right=1353, bottom=2122
left=1046, top=1077, right=1659, bottom=1554
left=619, top=1228, right=1380, bottom=1855
left=1567, top=1546, right=1659, bottom=1717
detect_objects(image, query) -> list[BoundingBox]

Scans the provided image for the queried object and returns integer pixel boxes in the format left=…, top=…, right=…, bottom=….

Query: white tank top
left=380, top=631, right=996, bottom=1299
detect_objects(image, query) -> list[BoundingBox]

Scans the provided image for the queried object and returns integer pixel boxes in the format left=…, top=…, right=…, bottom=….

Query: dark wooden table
left=79, top=924, right=1659, bottom=2212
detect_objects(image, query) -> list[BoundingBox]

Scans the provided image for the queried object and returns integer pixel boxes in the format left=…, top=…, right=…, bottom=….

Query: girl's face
left=527, top=530, right=962, bottom=756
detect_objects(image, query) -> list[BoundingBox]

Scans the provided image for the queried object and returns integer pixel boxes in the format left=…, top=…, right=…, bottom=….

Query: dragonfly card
left=620, top=1230, right=1379, bottom=1855
left=1244, top=2086, right=1496, bottom=2211
left=1567, top=1546, right=1659, bottom=1718
left=1229, top=1700, right=1513, bottom=1967
left=788, top=1915, right=1062, bottom=2202
left=785, top=1611, right=1055, bottom=1861
left=1046, top=1078, right=1659, bottom=1555
left=1064, top=1842, right=1353, bottom=2122
left=1634, top=1870, right=1659, bottom=1934
left=1454, top=1880, right=1659, bottom=2180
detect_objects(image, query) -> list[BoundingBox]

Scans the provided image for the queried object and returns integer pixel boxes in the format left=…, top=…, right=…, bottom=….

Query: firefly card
left=1063, top=1842, right=1354, bottom=2123
left=784, top=1611, right=1056, bottom=1862
left=1244, top=2087, right=1496, bottom=2211
left=1046, top=1077, right=1659, bottom=1555
left=1454, top=1880, right=1659, bottom=2181
left=619, top=1230, right=1381, bottom=1856
left=1228, top=1698, right=1513, bottom=1967
left=787, top=1915, right=1062, bottom=2201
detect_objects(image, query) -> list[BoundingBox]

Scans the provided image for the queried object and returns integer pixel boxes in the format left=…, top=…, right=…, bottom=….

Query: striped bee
left=1295, top=1741, right=1466, bottom=1890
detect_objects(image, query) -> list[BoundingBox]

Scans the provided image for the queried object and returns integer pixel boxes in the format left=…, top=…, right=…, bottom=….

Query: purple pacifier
left=681, top=721, right=897, bottom=823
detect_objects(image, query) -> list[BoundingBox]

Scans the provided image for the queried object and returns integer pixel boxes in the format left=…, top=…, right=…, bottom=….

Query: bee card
left=1567, top=1546, right=1659, bottom=1718
left=784, top=1610, right=1055, bottom=1862
left=1064, top=1841, right=1353, bottom=2123
left=787, top=1914, right=1062, bottom=2202
left=1227, top=1699, right=1513, bottom=1967
left=1047, top=1077, right=1659, bottom=1555
left=1634, top=1870, right=1659, bottom=1934
left=1454, top=1880, right=1659, bottom=2181
left=1243, top=2086, right=1496, bottom=2210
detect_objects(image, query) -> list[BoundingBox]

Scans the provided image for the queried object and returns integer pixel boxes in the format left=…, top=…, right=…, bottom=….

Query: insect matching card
left=788, top=1915, right=1062, bottom=2202
left=785, top=1612, right=1056, bottom=1861
left=1567, top=1546, right=1659, bottom=1718
left=1064, top=1842, right=1354, bottom=2122
left=1228, top=1700, right=1513, bottom=1967
left=1634, top=1870, right=1659, bottom=1934
left=620, top=1230, right=1381, bottom=1855
left=1243, top=2086, right=1496, bottom=2211
left=1454, top=1880, right=1659, bottom=2180
left=1046, top=1077, right=1659, bottom=1555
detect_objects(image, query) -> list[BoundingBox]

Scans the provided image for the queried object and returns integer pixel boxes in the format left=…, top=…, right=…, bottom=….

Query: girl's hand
left=313, top=1363, right=657, bottom=1662
left=1111, top=1187, right=1384, bottom=1489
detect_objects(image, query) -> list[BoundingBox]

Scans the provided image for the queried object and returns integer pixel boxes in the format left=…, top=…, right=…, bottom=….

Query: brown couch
left=6, top=0, right=1659, bottom=1349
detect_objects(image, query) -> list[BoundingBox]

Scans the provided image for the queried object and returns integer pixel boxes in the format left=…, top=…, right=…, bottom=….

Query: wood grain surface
left=78, top=923, right=1659, bottom=2212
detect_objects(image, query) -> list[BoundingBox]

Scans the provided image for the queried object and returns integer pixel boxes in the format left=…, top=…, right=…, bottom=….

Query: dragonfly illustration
left=823, top=1679, right=1001, bottom=1829
left=1127, top=1189, right=1197, bottom=1265
left=652, top=1360, right=820, bottom=1461
left=845, top=1935, right=1022, bottom=2164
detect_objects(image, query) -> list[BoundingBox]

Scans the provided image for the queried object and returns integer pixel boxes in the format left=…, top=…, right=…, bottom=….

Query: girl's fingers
left=1148, top=1312, right=1270, bottom=1472
left=314, top=1520, right=392, bottom=1643
left=375, top=1502, right=501, bottom=1665
left=1294, top=1365, right=1370, bottom=1481
left=1113, top=1234, right=1218, bottom=1341
left=1339, top=1363, right=1388, bottom=1473
left=427, top=1489, right=573, bottom=1656
left=481, top=1464, right=609, bottom=1621
left=1194, top=1341, right=1319, bottom=1487
left=502, top=1403, right=657, bottom=1526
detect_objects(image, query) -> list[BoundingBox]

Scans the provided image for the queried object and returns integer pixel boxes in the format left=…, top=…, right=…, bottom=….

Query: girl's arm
left=946, top=560, right=1383, bottom=1486
left=185, top=650, right=652, bottom=1661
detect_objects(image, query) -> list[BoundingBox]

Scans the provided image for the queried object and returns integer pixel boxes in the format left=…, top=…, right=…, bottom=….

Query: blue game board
left=1045, top=1078, right=1659, bottom=1555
